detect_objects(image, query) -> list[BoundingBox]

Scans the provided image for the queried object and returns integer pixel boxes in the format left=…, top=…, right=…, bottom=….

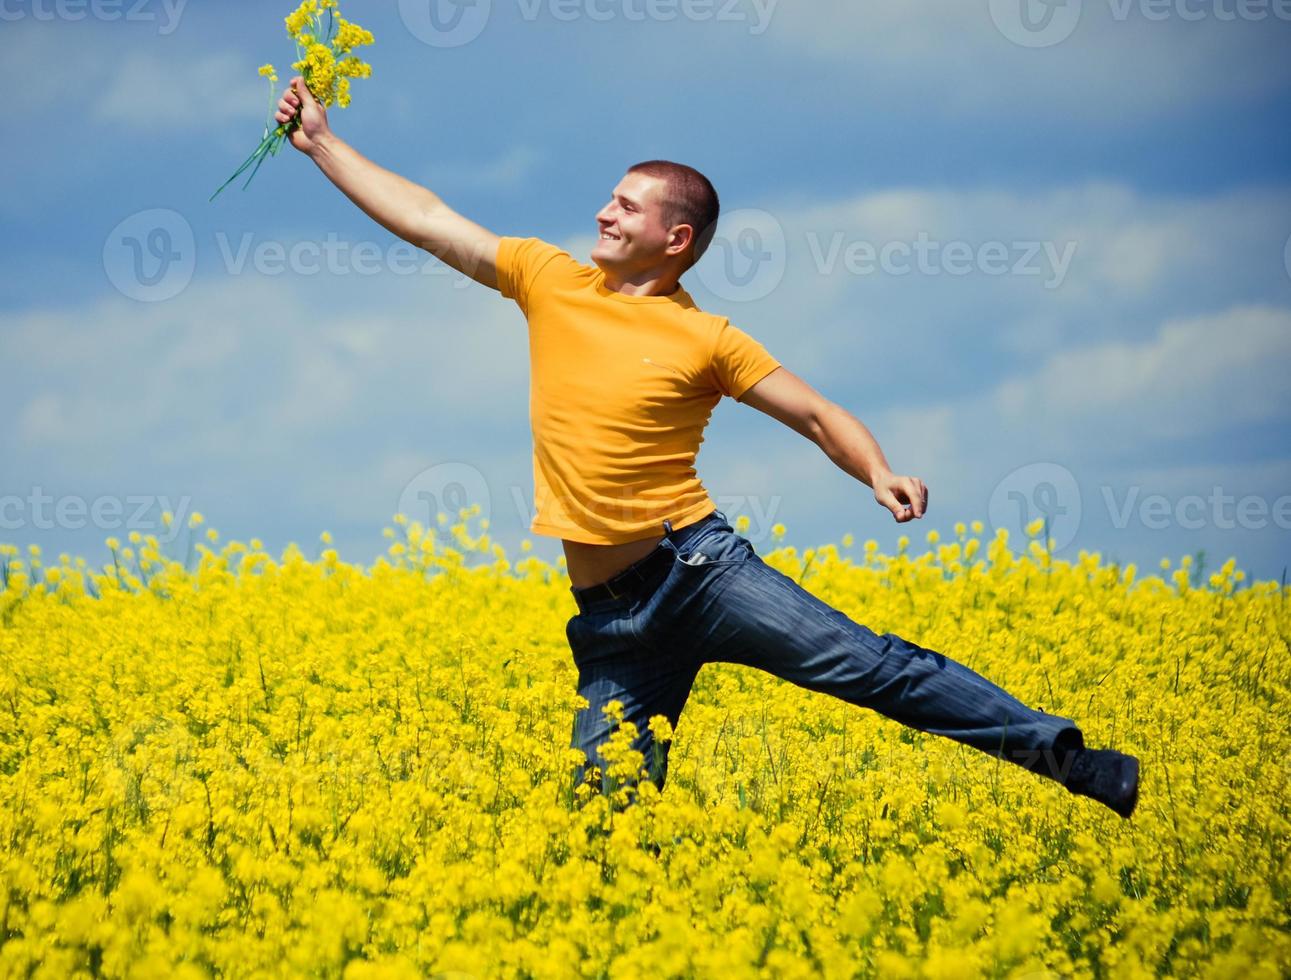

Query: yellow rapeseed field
left=1, top=511, right=1287, bottom=978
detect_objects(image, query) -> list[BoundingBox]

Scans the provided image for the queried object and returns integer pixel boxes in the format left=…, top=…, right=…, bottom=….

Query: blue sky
left=2, top=0, right=1290, bottom=583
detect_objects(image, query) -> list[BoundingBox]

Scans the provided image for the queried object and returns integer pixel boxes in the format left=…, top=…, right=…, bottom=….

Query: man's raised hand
left=874, top=472, right=928, bottom=523
left=275, top=76, right=331, bottom=155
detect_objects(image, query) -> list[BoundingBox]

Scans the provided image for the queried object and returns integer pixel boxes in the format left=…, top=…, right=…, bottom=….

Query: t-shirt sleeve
left=709, top=318, right=782, bottom=400
left=495, top=236, right=569, bottom=317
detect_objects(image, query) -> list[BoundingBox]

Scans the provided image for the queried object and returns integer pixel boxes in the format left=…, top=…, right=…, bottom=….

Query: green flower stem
left=209, top=117, right=299, bottom=202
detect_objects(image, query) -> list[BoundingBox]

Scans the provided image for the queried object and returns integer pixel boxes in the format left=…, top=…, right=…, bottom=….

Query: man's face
left=591, top=172, right=680, bottom=276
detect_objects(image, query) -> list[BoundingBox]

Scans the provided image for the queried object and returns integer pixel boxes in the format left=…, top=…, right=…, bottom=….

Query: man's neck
left=600, top=267, right=681, bottom=297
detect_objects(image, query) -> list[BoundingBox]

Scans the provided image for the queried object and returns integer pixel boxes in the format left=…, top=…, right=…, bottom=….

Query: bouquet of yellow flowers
left=210, top=0, right=374, bottom=201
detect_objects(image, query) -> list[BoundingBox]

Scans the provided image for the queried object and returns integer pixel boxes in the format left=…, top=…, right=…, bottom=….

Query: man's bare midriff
left=563, top=534, right=666, bottom=590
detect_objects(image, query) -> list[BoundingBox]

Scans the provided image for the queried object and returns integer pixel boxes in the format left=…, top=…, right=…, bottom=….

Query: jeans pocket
left=568, top=605, right=652, bottom=666
left=676, top=527, right=753, bottom=567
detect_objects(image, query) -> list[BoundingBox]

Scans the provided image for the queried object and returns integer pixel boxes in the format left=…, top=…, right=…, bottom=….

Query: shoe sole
left=1115, top=756, right=1140, bottom=818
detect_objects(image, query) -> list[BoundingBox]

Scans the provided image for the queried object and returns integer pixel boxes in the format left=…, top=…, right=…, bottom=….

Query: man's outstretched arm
left=275, top=76, right=500, bottom=289
left=739, top=367, right=928, bottom=523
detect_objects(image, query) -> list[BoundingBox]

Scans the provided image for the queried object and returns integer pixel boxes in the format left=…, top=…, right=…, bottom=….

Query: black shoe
left=1063, top=748, right=1140, bottom=818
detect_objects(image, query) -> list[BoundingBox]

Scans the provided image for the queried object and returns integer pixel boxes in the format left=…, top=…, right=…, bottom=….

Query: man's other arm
left=738, top=367, right=929, bottom=523
left=276, top=76, right=500, bottom=290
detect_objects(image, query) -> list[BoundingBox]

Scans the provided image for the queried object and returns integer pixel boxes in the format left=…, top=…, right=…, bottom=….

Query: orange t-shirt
left=495, top=236, right=782, bottom=545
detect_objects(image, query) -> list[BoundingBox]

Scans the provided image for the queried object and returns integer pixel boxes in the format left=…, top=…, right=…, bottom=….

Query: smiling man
left=275, top=77, right=1141, bottom=819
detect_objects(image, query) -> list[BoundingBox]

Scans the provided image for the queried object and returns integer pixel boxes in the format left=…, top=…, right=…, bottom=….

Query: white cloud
left=685, top=180, right=1291, bottom=393
left=0, top=24, right=261, bottom=131
left=4, top=179, right=1289, bottom=577
left=989, top=304, right=1291, bottom=446
left=93, top=50, right=264, bottom=129
left=3, top=270, right=528, bottom=466
left=427, top=145, right=546, bottom=193
left=823, top=302, right=1291, bottom=546
left=758, top=0, right=1291, bottom=120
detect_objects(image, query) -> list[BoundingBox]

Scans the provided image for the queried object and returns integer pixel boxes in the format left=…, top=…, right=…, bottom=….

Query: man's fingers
left=878, top=479, right=929, bottom=522
left=879, top=489, right=913, bottom=522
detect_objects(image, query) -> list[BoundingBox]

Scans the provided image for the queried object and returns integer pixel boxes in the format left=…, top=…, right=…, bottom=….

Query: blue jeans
left=565, top=510, right=1084, bottom=800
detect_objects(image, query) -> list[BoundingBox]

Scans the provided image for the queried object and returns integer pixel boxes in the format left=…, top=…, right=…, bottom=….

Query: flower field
left=0, top=513, right=1287, bottom=978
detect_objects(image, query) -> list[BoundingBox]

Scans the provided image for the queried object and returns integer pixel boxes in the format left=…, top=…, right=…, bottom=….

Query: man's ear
left=665, top=223, right=695, bottom=257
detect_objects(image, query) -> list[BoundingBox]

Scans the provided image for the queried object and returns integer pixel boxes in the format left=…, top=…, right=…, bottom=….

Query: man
left=273, top=78, right=1140, bottom=819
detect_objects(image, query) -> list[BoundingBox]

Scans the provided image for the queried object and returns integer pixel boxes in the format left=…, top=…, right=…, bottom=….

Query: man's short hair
left=626, top=160, right=720, bottom=269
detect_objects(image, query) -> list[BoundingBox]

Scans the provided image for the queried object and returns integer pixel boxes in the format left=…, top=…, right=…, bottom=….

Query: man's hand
left=275, top=76, right=331, bottom=156
left=873, top=471, right=928, bottom=523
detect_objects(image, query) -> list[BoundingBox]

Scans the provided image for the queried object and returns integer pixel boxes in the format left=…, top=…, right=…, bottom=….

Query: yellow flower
left=2, top=482, right=1282, bottom=976
left=334, top=18, right=375, bottom=53
left=285, top=0, right=318, bottom=39
left=647, top=714, right=674, bottom=743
